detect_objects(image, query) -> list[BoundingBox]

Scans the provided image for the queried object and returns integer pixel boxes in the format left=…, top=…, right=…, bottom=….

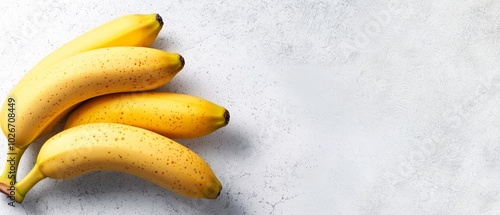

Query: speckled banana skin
left=2, top=46, right=183, bottom=149
left=35, top=13, right=164, bottom=137
left=0, top=46, right=184, bottom=187
left=65, top=92, right=230, bottom=139
left=0, top=13, right=164, bottom=186
left=5, top=123, right=221, bottom=203
left=19, top=13, right=163, bottom=82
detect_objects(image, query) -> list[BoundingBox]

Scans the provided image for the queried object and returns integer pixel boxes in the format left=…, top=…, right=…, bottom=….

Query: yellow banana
left=24, top=13, right=163, bottom=79
left=64, top=92, right=230, bottom=139
left=0, top=13, right=163, bottom=186
left=34, top=13, right=164, bottom=136
left=0, top=46, right=184, bottom=188
left=0, top=123, right=222, bottom=203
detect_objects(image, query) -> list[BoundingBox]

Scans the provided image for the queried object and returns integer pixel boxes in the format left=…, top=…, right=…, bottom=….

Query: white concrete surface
left=1, top=0, right=500, bottom=214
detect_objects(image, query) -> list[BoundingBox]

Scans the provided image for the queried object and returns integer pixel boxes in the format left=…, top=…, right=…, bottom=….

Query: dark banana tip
left=215, top=189, right=221, bottom=199
left=179, top=55, right=185, bottom=67
left=224, top=109, right=230, bottom=125
left=156, top=14, right=164, bottom=26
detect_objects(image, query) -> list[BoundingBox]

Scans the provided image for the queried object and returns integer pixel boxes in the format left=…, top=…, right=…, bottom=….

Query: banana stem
left=0, top=146, right=25, bottom=186
left=12, top=165, right=46, bottom=203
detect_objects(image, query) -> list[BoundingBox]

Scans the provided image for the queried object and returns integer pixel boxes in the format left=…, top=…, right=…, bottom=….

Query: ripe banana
left=0, top=13, right=164, bottom=186
left=64, top=92, right=230, bottom=139
left=34, top=13, right=164, bottom=136
left=0, top=123, right=222, bottom=203
left=24, top=13, right=163, bottom=80
left=0, top=46, right=184, bottom=188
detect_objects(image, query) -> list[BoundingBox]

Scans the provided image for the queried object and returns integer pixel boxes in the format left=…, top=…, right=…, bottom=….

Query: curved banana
left=0, top=47, right=184, bottom=187
left=34, top=13, right=164, bottom=136
left=24, top=13, right=163, bottom=79
left=65, top=92, right=230, bottom=139
left=0, top=13, right=163, bottom=186
left=0, top=123, right=222, bottom=203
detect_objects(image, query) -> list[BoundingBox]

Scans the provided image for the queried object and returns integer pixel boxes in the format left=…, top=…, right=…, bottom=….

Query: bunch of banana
left=0, top=13, right=166, bottom=186
left=0, top=13, right=228, bottom=204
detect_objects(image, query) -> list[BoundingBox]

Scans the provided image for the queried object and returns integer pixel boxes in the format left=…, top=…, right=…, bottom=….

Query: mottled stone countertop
left=1, top=0, right=500, bottom=214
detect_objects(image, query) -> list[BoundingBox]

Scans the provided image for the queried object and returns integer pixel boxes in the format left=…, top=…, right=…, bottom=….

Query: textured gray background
left=1, top=0, right=500, bottom=214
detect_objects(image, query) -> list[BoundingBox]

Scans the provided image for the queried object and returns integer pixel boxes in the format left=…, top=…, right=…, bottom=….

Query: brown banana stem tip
left=179, top=55, right=185, bottom=67
left=224, top=109, right=230, bottom=125
left=0, top=182, right=11, bottom=197
left=156, top=14, right=164, bottom=26
left=215, top=189, right=221, bottom=199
